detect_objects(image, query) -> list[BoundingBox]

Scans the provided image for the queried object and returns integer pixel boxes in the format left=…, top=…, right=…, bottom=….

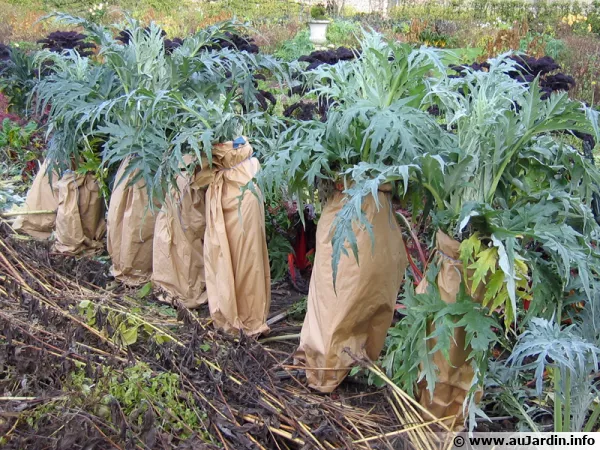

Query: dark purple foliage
left=450, top=54, right=575, bottom=99
left=164, top=38, right=184, bottom=54
left=512, top=73, right=536, bottom=84
left=283, top=97, right=331, bottom=122
left=0, top=44, right=10, bottom=61
left=427, top=105, right=440, bottom=117
left=0, top=44, right=10, bottom=73
left=116, top=27, right=167, bottom=45
left=261, top=90, right=276, bottom=106
left=117, top=29, right=186, bottom=55
left=510, top=55, right=560, bottom=77
left=542, top=73, right=576, bottom=93
left=288, top=83, right=308, bottom=97
left=200, top=32, right=259, bottom=54
left=298, top=47, right=358, bottom=70
left=449, top=61, right=490, bottom=74
left=283, top=101, right=318, bottom=121
left=238, top=89, right=276, bottom=113
left=37, top=31, right=96, bottom=57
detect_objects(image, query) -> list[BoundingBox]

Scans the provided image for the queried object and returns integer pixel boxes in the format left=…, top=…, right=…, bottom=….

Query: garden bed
left=0, top=223, right=457, bottom=449
left=1, top=2, right=600, bottom=442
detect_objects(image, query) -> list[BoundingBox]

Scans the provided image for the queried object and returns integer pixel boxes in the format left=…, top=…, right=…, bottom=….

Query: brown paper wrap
left=107, top=159, right=156, bottom=285
left=204, top=139, right=271, bottom=336
left=12, top=160, right=58, bottom=239
left=152, top=162, right=214, bottom=309
left=416, top=230, right=484, bottom=428
left=295, top=188, right=408, bottom=393
left=53, top=171, right=106, bottom=255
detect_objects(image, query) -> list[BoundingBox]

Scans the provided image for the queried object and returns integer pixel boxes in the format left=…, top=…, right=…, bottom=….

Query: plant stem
left=506, top=391, right=539, bottom=432
left=396, top=211, right=428, bottom=267
left=555, top=299, right=564, bottom=432
left=422, top=183, right=444, bottom=210
left=554, top=370, right=563, bottom=432
left=361, top=138, right=372, bottom=162
left=0, top=210, right=56, bottom=218
left=259, top=333, right=301, bottom=344
left=486, top=133, right=530, bottom=204
left=564, top=370, right=571, bottom=432
left=584, top=400, right=600, bottom=432
left=384, top=62, right=406, bottom=108
left=176, top=99, right=212, bottom=129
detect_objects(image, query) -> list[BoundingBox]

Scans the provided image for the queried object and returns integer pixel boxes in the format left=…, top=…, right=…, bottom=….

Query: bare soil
left=0, top=223, right=446, bottom=449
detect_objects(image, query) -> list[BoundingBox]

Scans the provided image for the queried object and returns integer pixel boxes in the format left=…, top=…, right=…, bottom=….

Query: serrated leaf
left=137, top=282, right=153, bottom=299
left=467, top=247, right=497, bottom=293
left=427, top=319, right=454, bottom=361
left=482, top=270, right=505, bottom=309
left=119, top=324, right=138, bottom=346
left=155, top=333, right=172, bottom=344
left=79, top=300, right=92, bottom=309
left=459, top=233, right=481, bottom=270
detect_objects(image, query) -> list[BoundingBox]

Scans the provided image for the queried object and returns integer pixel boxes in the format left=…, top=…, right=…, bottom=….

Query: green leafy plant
left=389, top=53, right=600, bottom=429
left=76, top=136, right=110, bottom=198
left=103, top=363, right=204, bottom=437
left=418, top=28, right=452, bottom=48
left=421, top=58, right=600, bottom=319
left=326, top=20, right=360, bottom=46
left=380, top=268, right=500, bottom=401
left=0, top=46, right=40, bottom=115
left=545, top=37, right=567, bottom=60
left=78, top=299, right=174, bottom=347
left=288, top=296, right=307, bottom=320
left=588, top=0, right=600, bottom=33
left=310, top=3, right=328, bottom=20
left=36, top=14, right=295, bottom=204
left=0, top=164, right=25, bottom=211
left=265, top=198, right=295, bottom=281
left=258, top=31, right=451, bottom=285
left=69, top=362, right=208, bottom=441
left=32, top=48, right=116, bottom=181
left=458, top=232, right=531, bottom=328
left=0, top=118, right=36, bottom=149
left=508, top=317, right=600, bottom=432
left=0, top=118, right=39, bottom=163
left=483, top=360, right=544, bottom=432
left=268, top=233, right=294, bottom=281
left=274, top=29, right=314, bottom=61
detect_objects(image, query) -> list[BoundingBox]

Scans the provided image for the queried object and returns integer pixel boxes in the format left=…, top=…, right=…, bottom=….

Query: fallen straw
left=0, top=230, right=461, bottom=449
left=352, top=415, right=455, bottom=444
left=258, top=333, right=300, bottom=344
left=242, top=415, right=305, bottom=445
left=0, top=210, right=56, bottom=218
left=365, top=362, right=453, bottom=433
left=266, top=311, right=288, bottom=326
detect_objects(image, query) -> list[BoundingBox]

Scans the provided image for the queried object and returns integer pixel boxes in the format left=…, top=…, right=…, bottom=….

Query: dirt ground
left=1, top=222, right=461, bottom=449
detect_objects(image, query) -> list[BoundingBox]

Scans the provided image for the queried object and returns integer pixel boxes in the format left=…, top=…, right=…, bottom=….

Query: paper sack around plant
left=152, top=163, right=214, bottom=309
left=415, top=230, right=484, bottom=428
left=53, top=171, right=106, bottom=255
left=12, top=160, right=59, bottom=240
left=107, top=159, right=156, bottom=286
left=204, top=139, right=271, bottom=336
left=294, top=187, right=408, bottom=393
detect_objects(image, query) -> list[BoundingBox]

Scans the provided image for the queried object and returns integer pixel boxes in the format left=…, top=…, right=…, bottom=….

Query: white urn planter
left=308, top=20, right=330, bottom=45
